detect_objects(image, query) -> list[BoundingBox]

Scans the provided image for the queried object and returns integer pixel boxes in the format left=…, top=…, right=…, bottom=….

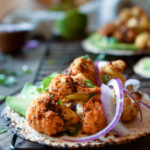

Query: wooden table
left=0, top=39, right=150, bottom=150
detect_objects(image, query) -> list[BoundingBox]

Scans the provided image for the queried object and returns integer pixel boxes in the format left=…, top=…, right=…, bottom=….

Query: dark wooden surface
left=0, top=40, right=150, bottom=150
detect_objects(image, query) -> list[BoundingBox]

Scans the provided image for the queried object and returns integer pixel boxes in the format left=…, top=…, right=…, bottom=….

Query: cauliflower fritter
left=49, top=74, right=76, bottom=99
left=98, top=22, right=116, bottom=37
left=67, top=57, right=97, bottom=85
left=82, top=94, right=107, bottom=134
left=26, top=93, right=64, bottom=136
left=113, top=26, right=137, bottom=43
left=61, top=106, right=79, bottom=125
left=100, top=60, right=126, bottom=83
left=121, top=91, right=142, bottom=122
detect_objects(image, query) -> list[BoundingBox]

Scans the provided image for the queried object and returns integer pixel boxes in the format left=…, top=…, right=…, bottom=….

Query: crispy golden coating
left=135, top=32, right=150, bottom=49
left=67, top=57, right=97, bottom=85
left=82, top=94, right=107, bottom=134
left=121, top=91, right=142, bottom=122
left=61, top=106, right=79, bottom=125
left=98, top=22, right=116, bottom=37
left=119, top=8, right=132, bottom=23
left=49, top=74, right=75, bottom=99
left=113, top=26, right=137, bottom=43
left=100, top=60, right=126, bottom=83
left=26, top=93, right=64, bottom=136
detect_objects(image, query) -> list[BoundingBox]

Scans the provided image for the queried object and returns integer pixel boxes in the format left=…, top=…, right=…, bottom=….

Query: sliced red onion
left=124, top=89, right=143, bottom=122
left=124, top=79, right=140, bottom=91
left=97, top=61, right=108, bottom=71
left=102, top=83, right=129, bottom=136
left=94, top=61, right=101, bottom=86
left=140, top=101, right=150, bottom=109
left=61, top=79, right=124, bottom=142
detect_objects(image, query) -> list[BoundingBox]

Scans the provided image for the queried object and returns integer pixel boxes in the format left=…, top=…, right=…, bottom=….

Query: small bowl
left=0, top=23, right=34, bottom=54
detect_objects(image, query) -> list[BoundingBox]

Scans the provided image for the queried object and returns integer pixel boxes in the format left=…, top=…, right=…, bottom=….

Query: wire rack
left=10, top=38, right=150, bottom=150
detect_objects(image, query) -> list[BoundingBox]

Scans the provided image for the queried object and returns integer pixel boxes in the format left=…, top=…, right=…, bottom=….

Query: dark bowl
left=0, top=23, right=34, bottom=54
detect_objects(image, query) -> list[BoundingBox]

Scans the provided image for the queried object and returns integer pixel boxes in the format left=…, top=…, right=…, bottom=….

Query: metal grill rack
left=10, top=39, right=150, bottom=150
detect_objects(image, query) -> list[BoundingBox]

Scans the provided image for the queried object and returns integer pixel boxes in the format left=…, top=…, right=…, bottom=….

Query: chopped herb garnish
left=42, top=72, right=58, bottom=93
left=102, top=74, right=109, bottom=84
left=22, top=65, right=32, bottom=74
left=58, top=100, right=63, bottom=105
left=4, top=76, right=17, bottom=86
left=36, top=87, right=43, bottom=93
left=49, top=94, right=54, bottom=99
left=0, top=74, right=6, bottom=84
left=104, top=74, right=108, bottom=82
left=48, top=59, right=55, bottom=66
left=83, top=79, right=94, bottom=88
left=63, top=124, right=81, bottom=136
left=0, top=127, right=7, bottom=134
left=89, top=92, right=96, bottom=99
left=80, top=54, right=91, bottom=60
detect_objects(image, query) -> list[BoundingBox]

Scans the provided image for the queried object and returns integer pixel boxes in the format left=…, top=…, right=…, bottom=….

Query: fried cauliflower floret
left=67, top=57, right=97, bottom=85
left=61, top=106, right=79, bottom=125
left=49, top=74, right=75, bottom=99
left=119, top=8, right=132, bottom=23
left=113, top=26, right=137, bottom=43
left=135, top=32, right=150, bottom=49
left=121, top=91, right=142, bottom=122
left=82, top=94, right=107, bottom=134
left=100, top=60, right=126, bottom=83
left=98, top=22, right=116, bottom=37
left=26, top=93, right=64, bottom=136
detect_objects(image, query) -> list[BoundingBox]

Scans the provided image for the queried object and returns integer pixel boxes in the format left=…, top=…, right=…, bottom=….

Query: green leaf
left=80, top=54, right=91, bottom=60
left=0, top=127, right=7, bottom=134
left=63, top=123, right=81, bottom=136
left=22, top=65, right=32, bottom=74
left=42, top=72, right=58, bottom=92
left=58, top=100, right=63, bottom=105
left=87, top=32, right=139, bottom=51
left=89, top=93, right=96, bottom=99
left=6, top=83, right=40, bottom=116
left=4, top=76, right=17, bottom=86
left=83, top=79, right=94, bottom=88
left=0, top=74, right=6, bottom=84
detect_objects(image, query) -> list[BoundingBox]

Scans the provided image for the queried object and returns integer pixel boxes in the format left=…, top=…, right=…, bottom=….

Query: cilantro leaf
left=83, top=79, right=94, bottom=88
left=42, top=72, right=58, bottom=93
left=80, top=54, right=91, bottom=60
left=0, top=127, right=7, bottom=134
left=58, top=100, right=63, bottom=105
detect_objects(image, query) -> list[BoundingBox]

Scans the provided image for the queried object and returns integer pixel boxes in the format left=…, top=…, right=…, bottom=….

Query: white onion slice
left=61, top=79, right=124, bottom=142
left=124, top=79, right=140, bottom=91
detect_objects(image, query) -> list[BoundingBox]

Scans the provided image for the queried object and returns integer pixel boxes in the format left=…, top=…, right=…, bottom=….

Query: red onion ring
left=61, top=79, right=124, bottom=142
left=94, top=61, right=101, bottom=86
left=102, top=82, right=129, bottom=136
left=140, top=101, right=150, bottom=109
left=124, top=79, right=140, bottom=91
left=124, top=79, right=142, bottom=122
